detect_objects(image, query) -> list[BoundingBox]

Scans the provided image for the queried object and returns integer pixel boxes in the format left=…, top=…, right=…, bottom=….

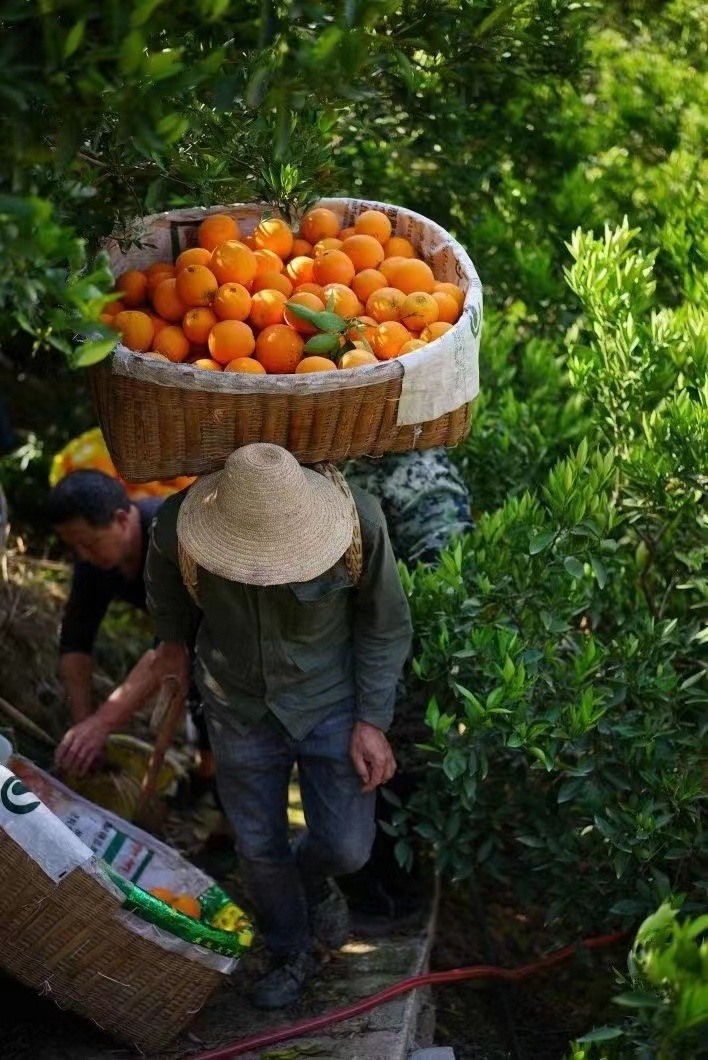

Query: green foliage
left=394, top=222, right=706, bottom=935
left=1, top=0, right=586, bottom=361
left=567, top=902, right=708, bottom=1060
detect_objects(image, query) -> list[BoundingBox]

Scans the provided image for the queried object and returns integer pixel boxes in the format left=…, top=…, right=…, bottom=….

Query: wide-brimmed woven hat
left=176, top=443, right=355, bottom=585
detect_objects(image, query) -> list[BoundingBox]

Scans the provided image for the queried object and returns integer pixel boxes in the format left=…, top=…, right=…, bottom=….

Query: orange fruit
left=293, top=281, right=326, bottom=301
left=401, top=291, right=439, bottom=331
left=295, top=356, right=337, bottom=373
left=433, top=282, right=465, bottom=311
left=182, top=307, right=218, bottom=345
left=322, top=283, right=361, bottom=319
left=141, top=351, right=171, bottom=362
left=113, top=310, right=154, bottom=352
left=224, top=356, right=266, bottom=374
left=148, top=887, right=176, bottom=905
left=145, top=261, right=174, bottom=280
left=432, top=290, right=461, bottom=324
left=291, top=237, right=313, bottom=257
left=284, top=255, right=316, bottom=287
left=151, top=277, right=189, bottom=322
left=212, top=282, right=252, bottom=322
left=99, top=312, right=115, bottom=325
left=312, top=250, right=356, bottom=288
left=198, top=213, right=240, bottom=252
left=366, top=286, right=406, bottom=323
left=373, top=321, right=412, bottom=359
left=249, top=289, right=288, bottom=330
left=339, top=349, right=379, bottom=369
left=389, top=258, right=436, bottom=295
left=383, top=236, right=415, bottom=259
left=171, top=894, right=202, bottom=919
left=150, top=314, right=170, bottom=338
left=146, top=268, right=177, bottom=297
left=175, top=247, right=213, bottom=272
left=251, top=271, right=293, bottom=297
left=283, top=292, right=326, bottom=335
left=339, top=225, right=356, bottom=241
left=254, top=248, right=284, bottom=275
left=154, top=325, right=190, bottom=363
left=352, top=268, right=388, bottom=304
left=312, top=237, right=343, bottom=257
left=191, top=358, right=223, bottom=371
left=354, top=209, right=392, bottom=244
left=252, top=217, right=294, bottom=260
left=208, top=320, right=256, bottom=364
left=299, top=207, right=340, bottom=244
left=341, top=234, right=385, bottom=272
left=175, top=264, right=219, bottom=308
left=399, top=338, right=428, bottom=354
left=420, top=321, right=454, bottom=342
left=379, top=256, right=409, bottom=283
left=115, top=269, right=148, bottom=308
left=345, top=316, right=377, bottom=346
left=103, top=298, right=125, bottom=316
left=210, top=240, right=258, bottom=286
left=255, top=324, right=305, bottom=374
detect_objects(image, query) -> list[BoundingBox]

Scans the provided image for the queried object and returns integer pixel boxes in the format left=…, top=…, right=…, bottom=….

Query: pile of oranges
left=102, top=206, right=465, bottom=375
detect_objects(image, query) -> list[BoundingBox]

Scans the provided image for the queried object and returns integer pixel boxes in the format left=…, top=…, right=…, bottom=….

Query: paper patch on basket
left=391, top=218, right=483, bottom=427
left=397, top=301, right=481, bottom=425
left=0, top=764, right=92, bottom=881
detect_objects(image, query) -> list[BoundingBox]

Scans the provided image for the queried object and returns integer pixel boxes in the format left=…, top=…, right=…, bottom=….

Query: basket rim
left=102, top=342, right=404, bottom=394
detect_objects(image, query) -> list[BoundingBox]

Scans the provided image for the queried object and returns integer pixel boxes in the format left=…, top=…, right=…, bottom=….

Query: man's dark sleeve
left=59, top=564, right=114, bottom=655
left=351, top=493, right=413, bottom=731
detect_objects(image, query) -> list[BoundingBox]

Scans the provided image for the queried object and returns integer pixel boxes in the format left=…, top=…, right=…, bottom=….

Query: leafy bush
left=392, top=222, right=706, bottom=937
left=567, top=902, right=708, bottom=1059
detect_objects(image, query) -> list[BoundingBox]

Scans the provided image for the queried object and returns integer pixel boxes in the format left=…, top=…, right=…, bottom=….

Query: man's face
left=56, top=510, right=130, bottom=570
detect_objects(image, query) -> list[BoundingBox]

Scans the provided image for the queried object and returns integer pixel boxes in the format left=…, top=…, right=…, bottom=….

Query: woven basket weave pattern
left=0, top=833, right=222, bottom=1050
left=91, top=358, right=471, bottom=480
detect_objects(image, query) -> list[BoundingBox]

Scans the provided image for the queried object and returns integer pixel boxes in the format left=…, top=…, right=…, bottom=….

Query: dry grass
left=0, top=541, right=70, bottom=744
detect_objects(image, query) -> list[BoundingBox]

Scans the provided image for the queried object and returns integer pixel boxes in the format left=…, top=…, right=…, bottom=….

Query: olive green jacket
left=145, top=484, right=412, bottom=738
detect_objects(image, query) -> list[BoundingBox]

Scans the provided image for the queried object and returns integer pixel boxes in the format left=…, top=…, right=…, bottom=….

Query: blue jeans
left=205, top=699, right=376, bottom=956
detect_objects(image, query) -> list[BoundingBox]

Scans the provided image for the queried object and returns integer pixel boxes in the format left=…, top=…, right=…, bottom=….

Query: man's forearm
left=59, top=652, right=94, bottom=723
left=93, top=643, right=190, bottom=731
left=92, top=649, right=163, bottom=733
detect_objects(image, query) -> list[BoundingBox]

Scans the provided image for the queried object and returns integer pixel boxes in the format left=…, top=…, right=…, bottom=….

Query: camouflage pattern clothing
left=337, top=447, right=473, bottom=921
left=341, top=447, right=472, bottom=567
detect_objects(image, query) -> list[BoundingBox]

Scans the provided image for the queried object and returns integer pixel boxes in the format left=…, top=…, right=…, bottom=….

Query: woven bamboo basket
left=0, top=758, right=249, bottom=1051
left=90, top=198, right=483, bottom=481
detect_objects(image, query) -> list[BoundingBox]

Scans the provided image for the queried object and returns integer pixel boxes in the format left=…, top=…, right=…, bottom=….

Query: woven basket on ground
left=90, top=197, right=483, bottom=481
left=0, top=759, right=247, bottom=1051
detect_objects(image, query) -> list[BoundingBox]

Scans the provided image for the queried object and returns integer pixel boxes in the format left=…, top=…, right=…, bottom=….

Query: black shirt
left=59, top=498, right=163, bottom=656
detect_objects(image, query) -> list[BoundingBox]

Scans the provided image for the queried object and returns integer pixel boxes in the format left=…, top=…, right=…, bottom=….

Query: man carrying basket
left=145, top=442, right=412, bottom=1009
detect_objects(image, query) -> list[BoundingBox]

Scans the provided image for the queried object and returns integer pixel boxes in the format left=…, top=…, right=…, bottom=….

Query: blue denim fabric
left=205, top=698, right=376, bottom=956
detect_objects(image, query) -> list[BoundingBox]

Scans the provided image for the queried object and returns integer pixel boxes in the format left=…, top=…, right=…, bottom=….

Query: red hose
left=191, top=929, right=628, bottom=1059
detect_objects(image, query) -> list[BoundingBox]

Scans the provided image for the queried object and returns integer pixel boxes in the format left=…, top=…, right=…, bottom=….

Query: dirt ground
left=0, top=547, right=627, bottom=1059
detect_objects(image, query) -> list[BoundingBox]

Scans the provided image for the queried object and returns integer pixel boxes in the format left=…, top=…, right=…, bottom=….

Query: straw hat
left=176, top=444, right=355, bottom=585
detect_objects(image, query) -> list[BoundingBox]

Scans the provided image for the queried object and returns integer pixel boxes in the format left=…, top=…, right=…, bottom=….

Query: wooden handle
left=134, top=676, right=184, bottom=818
left=0, top=694, right=58, bottom=748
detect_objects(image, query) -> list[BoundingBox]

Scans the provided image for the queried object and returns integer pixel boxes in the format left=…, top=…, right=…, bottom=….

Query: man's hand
left=55, top=713, right=111, bottom=777
left=349, top=720, right=397, bottom=793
